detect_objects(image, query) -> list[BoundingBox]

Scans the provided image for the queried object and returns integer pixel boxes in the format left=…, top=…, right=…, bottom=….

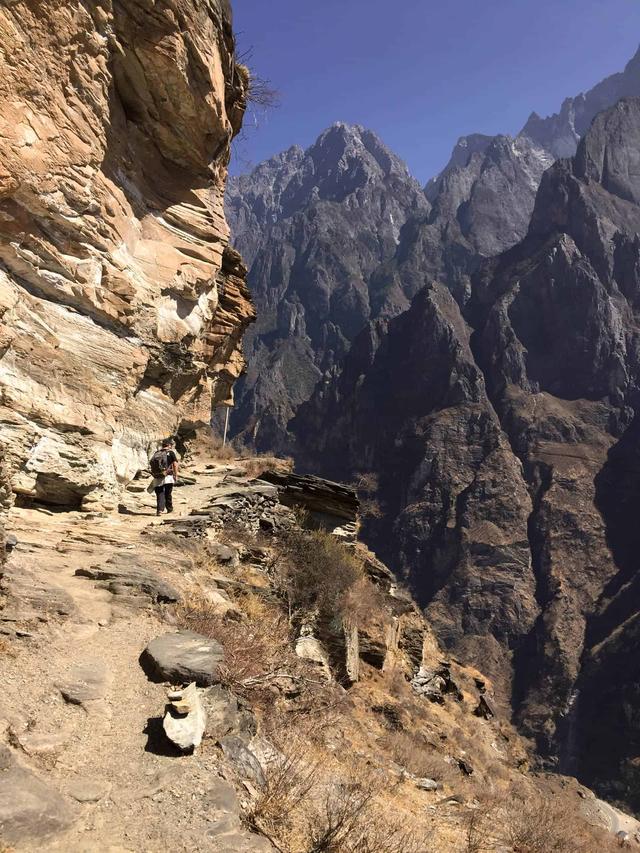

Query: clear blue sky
left=230, top=0, right=640, bottom=184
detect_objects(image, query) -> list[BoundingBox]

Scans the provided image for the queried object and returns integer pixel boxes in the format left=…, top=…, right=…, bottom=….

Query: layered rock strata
left=0, top=0, right=253, bottom=511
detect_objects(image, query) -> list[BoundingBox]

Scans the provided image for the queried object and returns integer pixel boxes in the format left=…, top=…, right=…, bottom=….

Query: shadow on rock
left=143, top=716, right=188, bottom=757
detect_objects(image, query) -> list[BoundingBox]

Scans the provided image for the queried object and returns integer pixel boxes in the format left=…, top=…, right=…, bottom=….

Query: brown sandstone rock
left=0, top=0, right=253, bottom=511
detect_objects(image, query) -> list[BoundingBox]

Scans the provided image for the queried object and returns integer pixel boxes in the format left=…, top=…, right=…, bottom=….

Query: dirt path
left=0, top=463, right=272, bottom=852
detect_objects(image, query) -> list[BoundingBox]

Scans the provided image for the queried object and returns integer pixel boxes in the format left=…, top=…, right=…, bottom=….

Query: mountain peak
left=625, top=43, right=640, bottom=73
left=519, top=44, right=640, bottom=158
left=308, top=122, right=409, bottom=181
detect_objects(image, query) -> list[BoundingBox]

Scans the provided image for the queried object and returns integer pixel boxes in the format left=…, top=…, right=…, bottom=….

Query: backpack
left=150, top=449, right=169, bottom=478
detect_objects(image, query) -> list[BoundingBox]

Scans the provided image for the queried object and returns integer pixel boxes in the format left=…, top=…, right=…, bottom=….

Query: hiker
left=149, top=437, right=179, bottom=516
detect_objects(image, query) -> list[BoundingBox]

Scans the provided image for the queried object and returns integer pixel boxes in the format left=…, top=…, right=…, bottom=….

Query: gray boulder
left=204, top=685, right=256, bottom=740
left=141, top=630, right=224, bottom=686
left=415, top=778, right=439, bottom=792
left=219, top=735, right=266, bottom=786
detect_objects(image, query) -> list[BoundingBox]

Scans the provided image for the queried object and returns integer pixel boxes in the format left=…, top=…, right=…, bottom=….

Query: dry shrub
left=246, top=742, right=319, bottom=847
left=240, top=456, right=294, bottom=479
left=353, top=472, right=383, bottom=520
left=211, top=441, right=237, bottom=461
left=359, top=497, right=383, bottom=519
left=462, top=787, right=620, bottom=853
left=175, top=593, right=296, bottom=697
left=276, top=529, right=362, bottom=623
left=462, top=797, right=501, bottom=853
left=220, top=520, right=271, bottom=553
left=247, top=742, right=427, bottom=853
left=306, top=779, right=425, bottom=853
left=380, top=730, right=458, bottom=784
left=185, top=429, right=238, bottom=462
left=502, top=793, right=596, bottom=852
left=353, top=472, right=379, bottom=494
left=238, top=591, right=270, bottom=620
left=343, top=575, right=390, bottom=628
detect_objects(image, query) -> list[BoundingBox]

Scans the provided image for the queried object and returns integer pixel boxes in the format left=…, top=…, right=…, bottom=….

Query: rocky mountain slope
left=225, top=124, right=428, bottom=450
left=0, top=445, right=630, bottom=851
left=0, top=0, right=253, bottom=514
left=295, top=96, right=640, bottom=813
left=227, top=47, right=640, bottom=453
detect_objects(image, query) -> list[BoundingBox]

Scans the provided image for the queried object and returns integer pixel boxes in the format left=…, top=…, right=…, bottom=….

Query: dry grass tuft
left=306, top=778, right=425, bottom=853
left=246, top=735, right=320, bottom=848
left=380, top=730, right=458, bottom=784
left=174, top=591, right=308, bottom=706
left=461, top=788, right=621, bottom=853
left=353, top=471, right=383, bottom=520
left=245, top=733, right=428, bottom=853
left=343, top=575, right=391, bottom=629
left=240, top=456, right=294, bottom=479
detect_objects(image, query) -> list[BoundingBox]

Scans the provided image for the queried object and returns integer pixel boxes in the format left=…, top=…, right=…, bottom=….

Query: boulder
left=474, top=694, right=497, bottom=720
left=141, top=630, right=224, bottom=686
left=415, top=778, right=439, bottom=792
left=219, top=735, right=266, bottom=786
left=204, top=685, right=256, bottom=741
left=412, top=662, right=463, bottom=703
left=456, top=757, right=474, bottom=776
left=163, top=682, right=206, bottom=752
left=209, top=542, right=240, bottom=566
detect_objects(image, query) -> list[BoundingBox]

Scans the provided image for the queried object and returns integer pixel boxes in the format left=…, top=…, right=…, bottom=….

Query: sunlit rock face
left=0, top=0, right=253, bottom=510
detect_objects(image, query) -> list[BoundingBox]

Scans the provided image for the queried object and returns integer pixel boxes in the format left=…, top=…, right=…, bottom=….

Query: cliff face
left=295, top=98, right=640, bottom=809
left=224, top=124, right=429, bottom=451
left=0, top=0, right=253, bottom=512
left=473, top=98, right=640, bottom=806
left=292, top=283, right=539, bottom=704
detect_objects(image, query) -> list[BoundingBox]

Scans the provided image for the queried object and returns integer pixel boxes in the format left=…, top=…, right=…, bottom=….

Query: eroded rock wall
left=0, top=0, right=253, bottom=510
